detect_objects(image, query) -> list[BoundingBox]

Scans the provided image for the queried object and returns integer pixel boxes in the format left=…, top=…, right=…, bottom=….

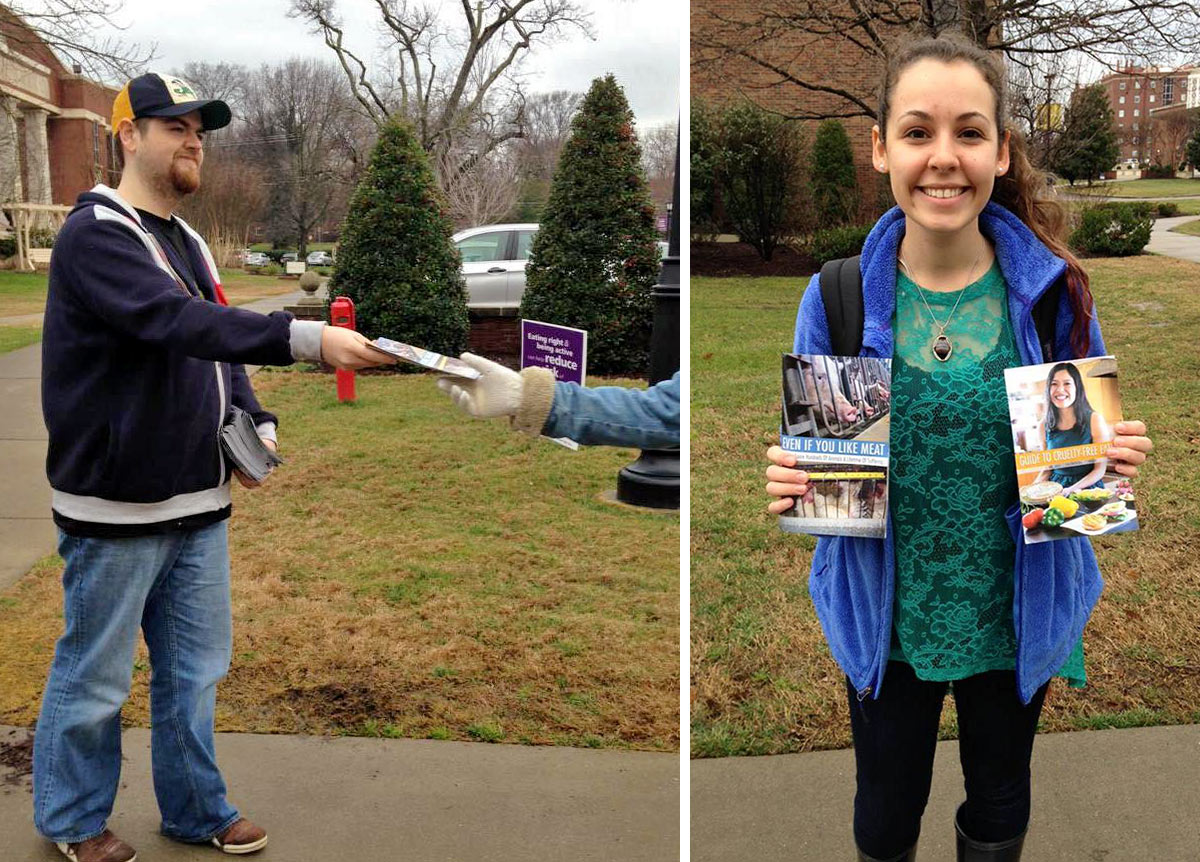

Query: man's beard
left=169, top=156, right=201, bottom=195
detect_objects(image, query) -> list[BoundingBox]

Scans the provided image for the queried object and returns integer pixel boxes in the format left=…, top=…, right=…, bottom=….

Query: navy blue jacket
left=793, top=202, right=1108, bottom=705
left=43, top=186, right=296, bottom=532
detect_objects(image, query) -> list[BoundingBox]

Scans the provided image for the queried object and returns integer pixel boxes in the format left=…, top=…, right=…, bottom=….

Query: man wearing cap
left=32, top=73, right=390, bottom=862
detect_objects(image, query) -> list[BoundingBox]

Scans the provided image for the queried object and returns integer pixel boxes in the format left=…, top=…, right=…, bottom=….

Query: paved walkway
left=0, top=290, right=303, bottom=591
left=693, top=723, right=1200, bottom=861
left=1146, top=214, right=1200, bottom=263
left=0, top=725, right=679, bottom=861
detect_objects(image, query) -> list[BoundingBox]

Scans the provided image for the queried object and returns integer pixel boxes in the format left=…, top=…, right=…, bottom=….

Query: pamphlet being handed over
left=1004, top=355, right=1138, bottom=544
left=366, top=337, right=481, bottom=379
left=778, top=354, right=892, bottom=539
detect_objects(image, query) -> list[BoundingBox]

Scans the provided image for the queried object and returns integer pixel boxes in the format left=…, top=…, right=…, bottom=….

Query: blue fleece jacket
left=42, top=186, right=302, bottom=532
left=793, top=202, right=1107, bottom=705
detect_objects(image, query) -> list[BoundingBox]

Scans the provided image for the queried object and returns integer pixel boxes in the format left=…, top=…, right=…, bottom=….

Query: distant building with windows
left=0, top=7, right=118, bottom=213
left=1096, top=65, right=1193, bottom=165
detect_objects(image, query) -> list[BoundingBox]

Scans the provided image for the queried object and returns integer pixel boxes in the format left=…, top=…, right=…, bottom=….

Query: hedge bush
left=520, top=74, right=659, bottom=376
left=808, top=224, right=872, bottom=266
left=1144, top=163, right=1175, bottom=179
left=1155, top=201, right=1181, bottom=217
left=1070, top=203, right=1152, bottom=256
left=326, top=119, right=469, bottom=355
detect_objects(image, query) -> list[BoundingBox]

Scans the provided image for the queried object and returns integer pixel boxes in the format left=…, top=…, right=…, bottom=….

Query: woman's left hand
left=1107, top=420, right=1153, bottom=478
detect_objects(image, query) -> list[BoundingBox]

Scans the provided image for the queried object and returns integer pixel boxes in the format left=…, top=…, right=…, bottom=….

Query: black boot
left=955, top=804, right=1025, bottom=861
left=856, top=843, right=917, bottom=862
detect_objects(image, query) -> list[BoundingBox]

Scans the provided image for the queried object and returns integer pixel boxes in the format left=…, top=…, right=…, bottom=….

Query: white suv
left=452, top=223, right=539, bottom=308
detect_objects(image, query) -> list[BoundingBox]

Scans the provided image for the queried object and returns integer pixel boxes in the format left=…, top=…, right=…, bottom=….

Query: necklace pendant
left=932, top=334, right=953, bottom=361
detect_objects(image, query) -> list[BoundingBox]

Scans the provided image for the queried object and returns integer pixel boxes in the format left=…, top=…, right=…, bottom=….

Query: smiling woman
left=758, top=32, right=1158, bottom=862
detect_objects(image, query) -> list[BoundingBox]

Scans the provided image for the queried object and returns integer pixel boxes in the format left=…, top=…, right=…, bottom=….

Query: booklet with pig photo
left=778, top=354, right=892, bottom=539
left=1004, top=355, right=1138, bottom=544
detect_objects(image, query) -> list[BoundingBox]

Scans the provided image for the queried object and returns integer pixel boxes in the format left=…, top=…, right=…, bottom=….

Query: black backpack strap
left=1033, top=273, right=1065, bottom=362
left=819, top=255, right=864, bottom=357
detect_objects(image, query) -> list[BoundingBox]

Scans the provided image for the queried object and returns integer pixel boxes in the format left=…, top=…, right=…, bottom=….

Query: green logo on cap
left=166, top=78, right=196, bottom=102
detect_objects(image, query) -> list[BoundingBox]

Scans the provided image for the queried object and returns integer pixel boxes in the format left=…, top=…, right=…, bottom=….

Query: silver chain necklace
left=898, top=254, right=982, bottom=362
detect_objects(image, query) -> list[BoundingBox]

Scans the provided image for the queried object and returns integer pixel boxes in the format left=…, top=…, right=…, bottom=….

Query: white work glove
left=436, top=352, right=525, bottom=418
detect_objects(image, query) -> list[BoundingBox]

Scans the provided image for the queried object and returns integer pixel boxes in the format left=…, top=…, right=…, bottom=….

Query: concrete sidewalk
left=693, top=723, right=1200, bottom=861
left=1146, top=214, right=1200, bottom=263
left=0, top=726, right=679, bottom=861
left=0, top=290, right=302, bottom=592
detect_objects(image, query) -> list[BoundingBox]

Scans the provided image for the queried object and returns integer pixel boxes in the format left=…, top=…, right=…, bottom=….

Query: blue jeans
left=33, top=522, right=240, bottom=844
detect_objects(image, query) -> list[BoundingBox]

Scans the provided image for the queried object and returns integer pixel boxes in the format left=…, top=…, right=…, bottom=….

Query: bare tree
left=288, top=0, right=592, bottom=182
left=0, top=1, right=153, bottom=81
left=241, top=58, right=359, bottom=254
left=437, top=144, right=520, bottom=227
left=693, top=0, right=1200, bottom=121
left=640, top=124, right=677, bottom=183
left=177, top=152, right=267, bottom=266
left=1150, top=107, right=1198, bottom=168
left=175, top=62, right=251, bottom=111
left=520, top=89, right=583, bottom=179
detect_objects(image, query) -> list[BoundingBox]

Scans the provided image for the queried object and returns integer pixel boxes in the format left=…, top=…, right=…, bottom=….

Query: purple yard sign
left=520, top=319, right=588, bottom=385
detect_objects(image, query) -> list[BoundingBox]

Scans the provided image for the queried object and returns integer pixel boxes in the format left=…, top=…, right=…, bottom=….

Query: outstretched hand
left=436, top=352, right=525, bottom=419
left=321, top=327, right=397, bottom=370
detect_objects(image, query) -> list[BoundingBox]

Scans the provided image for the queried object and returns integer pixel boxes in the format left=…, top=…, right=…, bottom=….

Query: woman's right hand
left=765, top=445, right=810, bottom=515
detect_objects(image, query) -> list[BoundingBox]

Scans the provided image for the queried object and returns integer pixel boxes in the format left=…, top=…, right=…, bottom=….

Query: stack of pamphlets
left=220, top=406, right=284, bottom=483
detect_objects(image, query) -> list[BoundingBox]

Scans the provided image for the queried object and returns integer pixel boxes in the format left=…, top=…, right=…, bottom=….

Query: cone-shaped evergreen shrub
left=519, top=74, right=659, bottom=376
left=326, top=119, right=469, bottom=355
left=810, top=119, right=858, bottom=227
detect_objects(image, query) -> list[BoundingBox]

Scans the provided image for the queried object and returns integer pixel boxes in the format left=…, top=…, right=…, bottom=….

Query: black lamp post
left=616, top=134, right=680, bottom=509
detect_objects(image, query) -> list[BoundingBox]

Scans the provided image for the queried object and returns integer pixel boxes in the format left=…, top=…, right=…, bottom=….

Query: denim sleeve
left=541, top=372, right=680, bottom=449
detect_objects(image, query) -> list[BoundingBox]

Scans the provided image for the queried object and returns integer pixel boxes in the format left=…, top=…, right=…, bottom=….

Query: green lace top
left=888, top=260, right=1085, bottom=685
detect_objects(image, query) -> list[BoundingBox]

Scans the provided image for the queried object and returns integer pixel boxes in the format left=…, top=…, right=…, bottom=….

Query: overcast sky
left=101, top=0, right=681, bottom=130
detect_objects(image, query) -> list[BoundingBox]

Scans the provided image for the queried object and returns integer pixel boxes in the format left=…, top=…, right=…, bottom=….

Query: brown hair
left=113, top=117, right=150, bottom=171
left=878, top=34, right=1093, bottom=359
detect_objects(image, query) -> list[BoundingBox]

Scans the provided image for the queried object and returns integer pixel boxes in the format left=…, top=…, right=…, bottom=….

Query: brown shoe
left=55, top=830, right=137, bottom=862
left=211, top=818, right=268, bottom=854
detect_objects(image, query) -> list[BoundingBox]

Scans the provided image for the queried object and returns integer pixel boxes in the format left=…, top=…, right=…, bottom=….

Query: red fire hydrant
left=329, top=295, right=356, bottom=403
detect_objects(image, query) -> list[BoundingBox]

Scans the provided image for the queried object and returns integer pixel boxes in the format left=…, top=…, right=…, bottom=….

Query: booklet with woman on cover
left=1004, top=356, right=1138, bottom=544
left=778, top=354, right=892, bottom=539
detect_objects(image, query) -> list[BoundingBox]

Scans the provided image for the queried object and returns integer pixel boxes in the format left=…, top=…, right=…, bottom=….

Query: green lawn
left=0, top=369, right=680, bottom=750
left=1169, top=218, right=1200, bottom=237
left=0, top=271, right=51, bottom=318
left=1082, top=178, right=1200, bottom=198
left=0, top=325, right=41, bottom=354
left=691, top=258, right=1200, bottom=757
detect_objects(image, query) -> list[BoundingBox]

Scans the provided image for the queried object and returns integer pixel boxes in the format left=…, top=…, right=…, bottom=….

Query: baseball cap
left=111, top=73, right=232, bottom=134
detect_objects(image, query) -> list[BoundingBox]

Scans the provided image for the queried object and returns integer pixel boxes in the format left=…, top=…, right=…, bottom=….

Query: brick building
left=691, top=1, right=893, bottom=219
left=1094, top=66, right=1191, bottom=165
left=0, top=7, right=118, bottom=214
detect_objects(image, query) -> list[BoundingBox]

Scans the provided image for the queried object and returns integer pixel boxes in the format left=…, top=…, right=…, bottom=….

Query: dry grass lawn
left=0, top=370, right=679, bottom=750
left=691, top=257, right=1200, bottom=757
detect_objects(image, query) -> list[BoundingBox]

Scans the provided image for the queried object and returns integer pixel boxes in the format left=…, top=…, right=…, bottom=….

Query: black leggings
left=846, top=661, right=1049, bottom=859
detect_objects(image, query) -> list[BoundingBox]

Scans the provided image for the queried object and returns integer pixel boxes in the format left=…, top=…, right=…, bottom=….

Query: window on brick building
left=1119, top=109, right=1125, bottom=118
left=1135, top=95, right=1141, bottom=103
left=1119, top=96, right=1125, bottom=104
left=1151, top=80, right=1157, bottom=89
left=92, top=122, right=101, bottom=165
left=1150, top=95, right=1156, bottom=103
left=1135, top=81, right=1141, bottom=89
left=1120, top=81, right=1126, bottom=90
left=1166, top=78, right=1175, bottom=103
